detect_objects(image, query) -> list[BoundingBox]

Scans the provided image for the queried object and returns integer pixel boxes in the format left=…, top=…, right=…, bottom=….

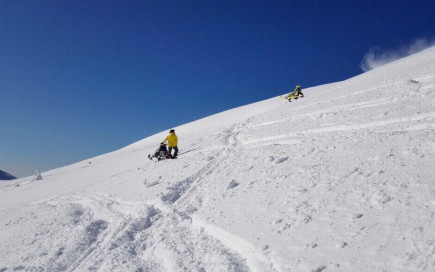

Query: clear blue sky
left=2, top=0, right=435, bottom=177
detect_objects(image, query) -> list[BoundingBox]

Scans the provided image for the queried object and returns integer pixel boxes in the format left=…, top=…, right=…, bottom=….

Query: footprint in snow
left=272, top=219, right=283, bottom=225
left=56, top=247, right=65, bottom=256
left=353, top=213, right=364, bottom=219
left=266, top=156, right=275, bottom=163
left=274, top=157, right=289, bottom=164
left=312, top=265, right=327, bottom=272
left=338, top=241, right=348, bottom=248
left=226, top=180, right=239, bottom=189
left=144, top=176, right=161, bottom=187
left=145, top=180, right=159, bottom=188
left=306, top=243, right=318, bottom=249
left=84, top=220, right=108, bottom=245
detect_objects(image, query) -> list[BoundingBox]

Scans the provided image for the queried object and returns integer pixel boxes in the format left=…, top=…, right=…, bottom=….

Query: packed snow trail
left=1, top=47, right=435, bottom=271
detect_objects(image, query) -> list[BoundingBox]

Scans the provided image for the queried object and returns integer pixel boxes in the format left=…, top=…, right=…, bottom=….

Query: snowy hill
left=1, top=47, right=435, bottom=272
left=0, top=170, right=16, bottom=180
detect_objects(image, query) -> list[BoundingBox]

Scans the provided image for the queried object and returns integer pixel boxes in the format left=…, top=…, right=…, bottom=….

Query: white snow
left=1, top=47, right=435, bottom=272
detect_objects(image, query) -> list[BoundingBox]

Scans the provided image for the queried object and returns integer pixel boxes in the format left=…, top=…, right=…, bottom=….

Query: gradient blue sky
left=2, top=0, right=435, bottom=177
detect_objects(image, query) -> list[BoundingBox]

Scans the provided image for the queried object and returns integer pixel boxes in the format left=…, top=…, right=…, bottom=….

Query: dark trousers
left=295, top=90, right=304, bottom=97
left=169, top=146, right=178, bottom=157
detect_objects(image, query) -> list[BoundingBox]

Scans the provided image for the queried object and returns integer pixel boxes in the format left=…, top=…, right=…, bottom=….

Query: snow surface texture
left=1, top=47, right=435, bottom=272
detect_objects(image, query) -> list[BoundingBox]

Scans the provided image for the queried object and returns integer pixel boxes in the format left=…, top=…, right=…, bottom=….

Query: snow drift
left=1, top=47, right=435, bottom=272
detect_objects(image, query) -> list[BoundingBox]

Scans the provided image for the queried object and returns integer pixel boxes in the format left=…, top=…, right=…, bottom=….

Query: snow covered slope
left=1, top=47, right=435, bottom=272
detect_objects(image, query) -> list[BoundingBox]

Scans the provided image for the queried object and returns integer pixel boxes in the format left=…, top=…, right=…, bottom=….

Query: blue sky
left=2, top=0, right=435, bottom=177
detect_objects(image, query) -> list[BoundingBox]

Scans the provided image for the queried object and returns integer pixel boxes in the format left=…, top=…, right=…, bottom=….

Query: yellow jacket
left=294, top=86, right=302, bottom=94
left=162, top=132, right=178, bottom=147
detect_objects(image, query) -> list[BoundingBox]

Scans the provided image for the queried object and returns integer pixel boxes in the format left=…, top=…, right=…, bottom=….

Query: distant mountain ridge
left=0, top=170, right=17, bottom=180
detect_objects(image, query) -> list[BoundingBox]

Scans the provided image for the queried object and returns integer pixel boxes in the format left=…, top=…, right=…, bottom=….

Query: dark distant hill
left=0, top=170, right=17, bottom=180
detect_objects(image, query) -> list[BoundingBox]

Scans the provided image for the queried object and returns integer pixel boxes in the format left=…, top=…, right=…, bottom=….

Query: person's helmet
left=296, top=85, right=300, bottom=88
left=169, top=129, right=175, bottom=133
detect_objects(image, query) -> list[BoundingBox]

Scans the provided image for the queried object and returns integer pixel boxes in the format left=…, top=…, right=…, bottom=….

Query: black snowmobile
left=148, top=143, right=173, bottom=161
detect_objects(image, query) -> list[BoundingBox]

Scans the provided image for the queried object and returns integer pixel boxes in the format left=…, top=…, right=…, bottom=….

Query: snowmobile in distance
left=148, top=143, right=174, bottom=161
left=281, top=86, right=305, bottom=102
left=280, top=92, right=304, bottom=102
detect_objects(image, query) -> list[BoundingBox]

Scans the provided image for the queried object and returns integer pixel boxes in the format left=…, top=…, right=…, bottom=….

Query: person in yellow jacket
left=162, top=129, right=178, bottom=158
left=293, top=85, right=304, bottom=97
left=282, top=85, right=304, bottom=102
left=283, top=92, right=297, bottom=102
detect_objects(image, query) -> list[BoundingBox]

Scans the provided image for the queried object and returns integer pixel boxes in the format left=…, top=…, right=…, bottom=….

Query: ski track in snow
left=244, top=111, right=435, bottom=147
left=1, top=47, right=435, bottom=271
left=148, top=120, right=278, bottom=272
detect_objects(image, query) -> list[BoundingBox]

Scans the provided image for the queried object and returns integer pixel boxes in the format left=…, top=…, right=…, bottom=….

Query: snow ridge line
left=222, top=124, right=241, bottom=147
left=187, top=120, right=279, bottom=272
left=191, top=215, right=278, bottom=272
left=50, top=195, right=160, bottom=271
left=140, top=122, right=257, bottom=270
left=248, top=96, right=396, bottom=129
left=294, top=81, right=403, bottom=111
left=160, top=139, right=233, bottom=206
left=244, top=111, right=435, bottom=146
left=147, top=119, right=280, bottom=271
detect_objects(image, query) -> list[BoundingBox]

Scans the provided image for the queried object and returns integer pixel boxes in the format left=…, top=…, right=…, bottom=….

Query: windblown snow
left=1, top=47, right=435, bottom=272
